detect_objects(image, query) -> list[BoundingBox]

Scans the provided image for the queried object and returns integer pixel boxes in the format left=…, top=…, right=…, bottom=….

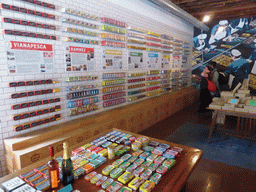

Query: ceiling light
left=203, top=15, right=210, bottom=22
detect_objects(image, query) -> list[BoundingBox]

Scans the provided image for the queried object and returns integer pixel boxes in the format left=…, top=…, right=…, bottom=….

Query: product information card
left=7, top=41, right=54, bottom=74
left=161, top=54, right=171, bottom=69
left=65, top=46, right=95, bottom=72
left=102, top=49, right=124, bottom=70
left=128, top=51, right=144, bottom=70
left=146, top=52, right=160, bottom=69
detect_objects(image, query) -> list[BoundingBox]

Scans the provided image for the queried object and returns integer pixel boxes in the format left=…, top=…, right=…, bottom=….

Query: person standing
left=222, top=49, right=252, bottom=90
left=209, top=61, right=220, bottom=97
left=198, top=66, right=213, bottom=113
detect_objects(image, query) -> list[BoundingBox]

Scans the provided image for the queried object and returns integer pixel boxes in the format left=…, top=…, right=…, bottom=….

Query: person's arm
left=224, top=63, right=233, bottom=76
left=212, top=71, right=219, bottom=89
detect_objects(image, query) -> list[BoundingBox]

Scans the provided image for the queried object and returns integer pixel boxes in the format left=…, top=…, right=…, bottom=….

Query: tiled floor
left=139, top=102, right=256, bottom=192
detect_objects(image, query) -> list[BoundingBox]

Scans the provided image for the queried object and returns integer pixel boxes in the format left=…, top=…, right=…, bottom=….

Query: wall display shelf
left=11, top=98, right=61, bottom=110
left=66, top=76, right=98, bottom=82
left=12, top=105, right=61, bottom=121
left=127, top=33, right=146, bottom=39
left=180, top=69, right=190, bottom=88
left=147, top=31, right=161, bottom=37
left=146, top=48, right=161, bottom=52
left=101, top=17, right=126, bottom=28
left=9, top=79, right=57, bottom=87
left=1, top=17, right=57, bottom=30
left=64, top=27, right=98, bottom=37
left=127, top=83, right=145, bottom=90
left=127, top=72, right=147, bottom=102
left=66, top=75, right=99, bottom=116
left=128, top=72, right=147, bottom=77
left=103, top=98, right=126, bottom=107
left=102, top=73, right=127, bottom=108
left=0, top=3, right=56, bottom=19
left=100, top=18, right=126, bottom=48
left=146, top=37, right=161, bottom=42
left=70, top=103, right=99, bottom=116
left=8, top=76, right=61, bottom=132
left=67, top=97, right=99, bottom=108
left=102, top=79, right=125, bottom=86
left=13, top=114, right=61, bottom=132
left=161, top=45, right=172, bottom=50
left=171, top=70, right=181, bottom=90
left=102, top=91, right=126, bottom=100
left=101, top=33, right=126, bottom=41
left=67, top=84, right=98, bottom=91
left=101, top=41, right=126, bottom=48
left=2, top=29, right=57, bottom=40
left=162, top=50, right=173, bottom=54
left=62, top=18, right=98, bottom=29
left=61, top=8, right=98, bottom=20
left=145, top=70, right=163, bottom=97
left=160, top=70, right=171, bottom=92
left=102, top=73, right=126, bottom=79
left=146, top=42, right=161, bottom=47
left=63, top=37, right=99, bottom=45
left=127, top=39, right=146, bottom=45
left=67, top=89, right=99, bottom=100
left=68, top=97, right=99, bottom=116
left=14, top=0, right=56, bottom=10
left=146, top=88, right=164, bottom=97
left=127, top=46, right=146, bottom=50
left=162, top=39, right=172, bottom=45
left=161, top=34, right=173, bottom=41
left=127, top=26, right=147, bottom=33
left=102, top=85, right=125, bottom=93
left=11, top=88, right=59, bottom=99
left=101, top=25, right=125, bottom=34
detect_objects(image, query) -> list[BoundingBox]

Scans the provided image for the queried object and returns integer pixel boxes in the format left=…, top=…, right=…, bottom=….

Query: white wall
left=0, top=0, right=194, bottom=177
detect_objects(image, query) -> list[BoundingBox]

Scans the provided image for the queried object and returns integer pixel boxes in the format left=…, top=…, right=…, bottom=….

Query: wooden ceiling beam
left=189, top=4, right=256, bottom=16
left=179, top=0, right=256, bottom=13
left=170, top=0, right=197, bottom=4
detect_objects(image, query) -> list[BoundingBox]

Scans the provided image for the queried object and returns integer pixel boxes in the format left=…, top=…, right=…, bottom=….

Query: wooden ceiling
left=171, top=0, right=256, bottom=22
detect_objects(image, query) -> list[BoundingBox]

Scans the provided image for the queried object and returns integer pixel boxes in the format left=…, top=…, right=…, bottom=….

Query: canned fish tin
left=108, top=145, right=115, bottom=160
left=131, top=142, right=141, bottom=151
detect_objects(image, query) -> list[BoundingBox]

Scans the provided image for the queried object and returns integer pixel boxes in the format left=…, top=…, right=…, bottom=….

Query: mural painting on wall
left=192, top=17, right=256, bottom=94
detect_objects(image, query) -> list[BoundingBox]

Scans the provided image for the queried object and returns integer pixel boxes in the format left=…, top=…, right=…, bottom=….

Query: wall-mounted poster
left=7, top=41, right=54, bottom=74
left=102, top=49, right=123, bottom=70
left=65, top=46, right=95, bottom=72
left=146, top=52, right=160, bottom=69
left=173, top=55, right=181, bottom=68
left=128, top=51, right=144, bottom=70
left=161, top=54, right=171, bottom=69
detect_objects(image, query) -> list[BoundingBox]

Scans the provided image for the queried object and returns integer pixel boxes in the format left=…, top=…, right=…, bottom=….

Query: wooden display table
left=0, top=129, right=203, bottom=192
left=208, top=108, right=256, bottom=143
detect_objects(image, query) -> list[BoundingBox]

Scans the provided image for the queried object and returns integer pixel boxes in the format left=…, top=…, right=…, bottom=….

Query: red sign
left=10, top=41, right=53, bottom=51
left=69, top=46, right=94, bottom=53
left=173, top=56, right=180, bottom=59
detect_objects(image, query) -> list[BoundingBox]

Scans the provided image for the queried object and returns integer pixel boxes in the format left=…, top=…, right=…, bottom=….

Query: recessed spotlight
left=203, top=15, right=210, bottom=22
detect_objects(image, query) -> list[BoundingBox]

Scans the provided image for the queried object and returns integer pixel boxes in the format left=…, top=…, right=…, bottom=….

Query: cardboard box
left=209, top=104, right=222, bottom=110
left=235, top=108, right=249, bottom=113
left=221, top=91, right=234, bottom=98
